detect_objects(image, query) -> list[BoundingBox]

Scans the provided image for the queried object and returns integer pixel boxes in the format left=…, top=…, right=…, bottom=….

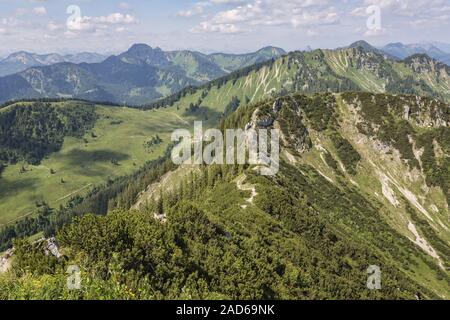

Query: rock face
left=273, top=99, right=282, bottom=113
left=257, top=117, right=274, bottom=128
left=45, top=237, right=62, bottom=259
left=0, top=237, right=62, bottom=274
left=403, top=105, right=411, bottom=120
left=0, top=249, right=13, bottom=273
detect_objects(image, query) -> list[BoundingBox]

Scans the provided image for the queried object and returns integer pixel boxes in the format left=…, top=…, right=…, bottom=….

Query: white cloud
left=364, top=27, right=387, bottom=37
left=67, top=13, right=138, bottom=33
left=191, top=21, right=243, bottom=34
left=15, top=8, right=28, bottom=16
left=349, top=0, right=450, bottom=37
left=209, top=0, right=246, bottom=4
left=192, top=0, right=339, bottom=34
left=32, top=7, right=47, bottom=16
left=177, top=5, right=205, bottom=17
left=47, top=21, right=62, bottom=32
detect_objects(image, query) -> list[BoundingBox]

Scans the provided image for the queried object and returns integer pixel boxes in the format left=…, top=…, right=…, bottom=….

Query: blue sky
left=0, top=0, right=449, bottom=55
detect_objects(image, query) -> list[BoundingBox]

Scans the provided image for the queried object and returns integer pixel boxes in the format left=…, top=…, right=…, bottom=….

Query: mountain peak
left=349, top=40, right=377, bottom=51
left=127, top=43, right=153, bottom=52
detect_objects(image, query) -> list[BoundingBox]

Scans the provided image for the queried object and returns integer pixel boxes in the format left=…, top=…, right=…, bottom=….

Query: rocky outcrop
left=0, top=249, right=13, bottom=273
left=44, top=237, right=62, bottom=258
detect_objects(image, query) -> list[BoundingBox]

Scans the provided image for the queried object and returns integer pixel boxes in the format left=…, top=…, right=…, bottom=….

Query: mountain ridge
left=0, top=51, right=108, bottom=77
left=1, top=90, right=449, bottom=299
left=0, top=44, right=287, bottom=105
left=382, top=42, right=450, bottom=65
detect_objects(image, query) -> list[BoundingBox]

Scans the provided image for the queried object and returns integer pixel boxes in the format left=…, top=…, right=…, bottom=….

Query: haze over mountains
left=382, top=43, right=450, bottom=65
left=0, top=52, right=108, bottom=77
left=1, top=36, right=450, bottom=299
left=1, top=41, right=450, bottom=106
left=0, top=44, right=286, bottom=105
left=1, top=50, right=450, bottom=298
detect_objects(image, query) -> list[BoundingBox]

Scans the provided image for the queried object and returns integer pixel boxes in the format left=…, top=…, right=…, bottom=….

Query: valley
left=0, top=40, right=449, bottom=300
left=1, top=90, right=449, bottom=299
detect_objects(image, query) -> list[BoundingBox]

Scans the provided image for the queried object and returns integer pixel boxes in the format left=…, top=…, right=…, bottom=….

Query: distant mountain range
left=347, top=40, right=394, bottom=58
left=1, top=40, right=450, bottom=106
left=0, top=44, right=286, bottom=105
left=0, top=52, right=108, bottom=77
left=381, top=42, right=450, bottom=65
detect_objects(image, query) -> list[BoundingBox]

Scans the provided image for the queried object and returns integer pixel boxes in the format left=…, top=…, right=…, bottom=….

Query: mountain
left=349, top=40, right=380, bottom=52
left=1, top=90, right=449, bottom=299
left=148, top=43, right=450, bottom=113
left=432, top=42, right=450, bottom=53
left=3, top=41, right=449, bottom=107
left=1, top=39, right=450, bottom=298
left=63, top=52, right=108, bottom=64
left=208, top=46, right=287, bottom=72
left=382, top=43, right=450, bottom=65
left=0, top=51, right=107, bottom=77
left=0, top=44, right=286, bottom=105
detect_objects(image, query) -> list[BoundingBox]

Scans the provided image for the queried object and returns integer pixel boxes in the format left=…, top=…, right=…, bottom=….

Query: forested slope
left=1, top=91, right=449, bottom=299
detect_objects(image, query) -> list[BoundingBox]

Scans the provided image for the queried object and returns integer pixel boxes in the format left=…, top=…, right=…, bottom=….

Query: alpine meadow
left=0, top=0, right=449, bottom=306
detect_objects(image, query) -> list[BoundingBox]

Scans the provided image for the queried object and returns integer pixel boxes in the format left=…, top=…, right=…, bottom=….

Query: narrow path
left=55, top=183, right=93, bottom=202
left=236, top=175, right=258, bottom=209
left=1, top=211, right=35, bottom=227
left=0, top=183, right=93, bottom=227
left=161, top=110, right=189, bottom=126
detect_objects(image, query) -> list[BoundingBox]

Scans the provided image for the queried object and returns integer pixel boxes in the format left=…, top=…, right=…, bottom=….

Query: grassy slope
left=3, top=46, right=450, bottom=226
left=1, top=90, right=449, bottom=298
left=130, top=92, right=450, bottom=298
left=0, top=103, right=190, bottom=225
left=287, top=94, right=450, bottom=297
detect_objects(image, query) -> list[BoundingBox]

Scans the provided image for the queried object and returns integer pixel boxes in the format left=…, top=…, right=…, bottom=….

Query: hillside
left=0, top=51, right=107, bottom=77
left=2, top=42, right=450, bottom=106
left=0, top=98, right=223, bottom=228
left=1, top=91, right=449, bottom=299
left=0, top=45, right=286, bottom=105
left=382, top=43, right=450, bottom=65
left=1, top=42, right=450, bottom=237
left=147, top=45, right=450, bottom=117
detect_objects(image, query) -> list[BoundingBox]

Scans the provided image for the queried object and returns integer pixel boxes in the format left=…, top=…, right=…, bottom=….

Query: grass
left=0, top=60, right=293, bottom=227
left=0, top=103, right=190, bottom=226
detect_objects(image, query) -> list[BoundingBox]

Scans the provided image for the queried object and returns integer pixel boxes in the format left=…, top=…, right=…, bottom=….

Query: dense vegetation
left=342, top=92, right=450, bottom=196
left=416, top=128, right=450, bottom=206
left=0, top=147, right=176, bottom=252
left=1, top=90, right=449, bottom=299
left=0, top=160, right=442, bottom=299
left=0, top=102, right=97, bottom=165
left=1, top=156, right=446, bottom=299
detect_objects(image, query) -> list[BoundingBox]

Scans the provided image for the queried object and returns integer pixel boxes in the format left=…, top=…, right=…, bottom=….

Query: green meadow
left=0, top=103, right=196, bottom=226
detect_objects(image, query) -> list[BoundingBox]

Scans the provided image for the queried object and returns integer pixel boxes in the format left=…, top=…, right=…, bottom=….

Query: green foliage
left=2, top=160, right=444, bottom=299
left=0, top=162, right=5, bottom=178
left=144, top=135, right=163, bottom=151
left=0, top=101, right=97, bottom=165
left=329, top=132, right=361, bottom=175
left=0, top=147, right=176, bottom=252
left=405, top=204, right=450, bottom=270
left=223, top=96, right=241, bottom=117
left=11, top=239, right=65, bottom=277
left=416, top=128, right=450, bottom=205
left=293, top=93, right=337, bottom=132
left=323, top=152, right=339, bottom=172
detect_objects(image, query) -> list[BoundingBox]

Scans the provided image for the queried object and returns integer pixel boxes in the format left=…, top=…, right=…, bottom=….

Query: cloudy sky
left=0, top=0, right=449, bottom=55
